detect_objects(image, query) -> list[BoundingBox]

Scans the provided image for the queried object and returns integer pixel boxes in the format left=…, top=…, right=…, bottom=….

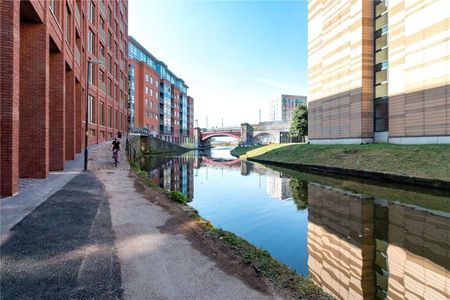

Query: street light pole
left=84, top=59, right=103, bottom=171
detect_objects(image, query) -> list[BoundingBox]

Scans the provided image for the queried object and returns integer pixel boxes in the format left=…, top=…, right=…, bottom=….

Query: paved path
left=91, top=142, right=276, bottom=300
left=0, top=171, right=121, bottom=299
left=0, top=144, right=101, bottom=244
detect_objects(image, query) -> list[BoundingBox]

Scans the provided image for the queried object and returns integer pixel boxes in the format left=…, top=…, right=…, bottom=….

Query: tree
left=289, top=105, right=308, bottom=142
left=290, top=178, right=308, bottom=211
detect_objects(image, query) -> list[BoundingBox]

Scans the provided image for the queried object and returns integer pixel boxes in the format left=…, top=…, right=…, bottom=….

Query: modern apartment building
left=1, top=0, right=128, bottom=197
left=308, top=0, right=450, bottom=144
left=128, top=37, right=194, bottom=144
left=270, top=94, right=307, bottom=122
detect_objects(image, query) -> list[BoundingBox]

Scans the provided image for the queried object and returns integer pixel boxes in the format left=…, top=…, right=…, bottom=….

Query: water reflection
left=139, top=151, right=449, bottom=300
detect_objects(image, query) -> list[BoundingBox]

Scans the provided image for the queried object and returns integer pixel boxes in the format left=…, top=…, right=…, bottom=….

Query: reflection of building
left=148, top=156, right=194, bottom=201
left=266, top=176, right=291, bottom=200
left=308, top=0, right=450, bottom=144
left=308, top=184, right=450, bottom=300
left=1, top=0, right=129, bottom=196
left=270, top=95, right=307, bottom=122
left=128, top=36, right=194, bottom=144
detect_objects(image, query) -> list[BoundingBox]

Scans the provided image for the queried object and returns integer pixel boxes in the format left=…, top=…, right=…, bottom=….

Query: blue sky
left=129, top=0, right=308, bottom=127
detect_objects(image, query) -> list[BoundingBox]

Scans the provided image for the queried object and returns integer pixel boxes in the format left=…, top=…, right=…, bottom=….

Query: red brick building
left=128, top=36, right=194, bottom=144
left=1, top=0, right=128, bottom=197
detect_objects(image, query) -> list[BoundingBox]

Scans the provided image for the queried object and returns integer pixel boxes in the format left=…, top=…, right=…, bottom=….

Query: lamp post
left=84, top=59, right=103, bottom=171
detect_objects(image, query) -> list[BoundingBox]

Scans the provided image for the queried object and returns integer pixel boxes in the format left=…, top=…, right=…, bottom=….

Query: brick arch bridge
left=194, top=121, right=291, bottom=148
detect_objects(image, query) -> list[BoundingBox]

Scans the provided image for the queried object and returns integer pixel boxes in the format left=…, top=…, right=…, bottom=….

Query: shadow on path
left=0, top=171, right=122, bottom=299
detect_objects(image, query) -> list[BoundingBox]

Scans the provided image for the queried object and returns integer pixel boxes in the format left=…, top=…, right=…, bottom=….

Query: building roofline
left=128, top=35, right=189, bottom=89
left=281, top=94, right=307, bottom=98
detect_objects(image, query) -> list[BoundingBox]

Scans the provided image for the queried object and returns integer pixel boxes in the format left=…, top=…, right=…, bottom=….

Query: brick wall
left=1, top=0, right=128, bottom=196
left=0, top=0, right=20, bottom=196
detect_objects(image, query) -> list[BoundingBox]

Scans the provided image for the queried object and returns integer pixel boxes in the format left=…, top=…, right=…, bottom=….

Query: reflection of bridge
left=201, top=157, right=241, bottom=168
left=194, top=121, right=291, bottom=147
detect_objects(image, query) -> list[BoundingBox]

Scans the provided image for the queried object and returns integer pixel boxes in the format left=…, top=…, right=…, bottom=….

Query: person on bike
left=111, top=138, right=121, bottom=164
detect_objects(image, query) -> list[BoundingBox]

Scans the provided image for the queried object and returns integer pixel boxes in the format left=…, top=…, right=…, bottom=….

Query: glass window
left=375, top=102, right=388, bottom=132
left=145, top=73, right=149, bottom=82
left=375, top=14, right=388, bottom=31
left=150, top=77, right=153, bottom=84
left=375, top=35, right=387, bottom=51
left=88, top=95, right=95, bottom=123
left=99, top=101, right=104, bottom=125
left=375, top=1, right=387, bottom=17
left=376, top=48, right=388, bottom=64
left=150, top=89, right=153, bottom=96
left=145, top=99, right=149, bottom=107
left=375, top=69, right=387, bottom=84
left=88, top=30, right=94, bottom=53
left=88, top=0, right=95, bottom=23
left=375, top=83, right=388, bottom=98
left=145, top=86, right=148, bottom=94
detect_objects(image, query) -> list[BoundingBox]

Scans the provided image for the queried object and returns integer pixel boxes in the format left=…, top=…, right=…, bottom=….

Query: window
left=145, top=111, right=149, bottom=117
left=156, top=93, right=158, bottom=99
left=88, top=95, right=95, bottom=123
left=49, top=0, right=56, bottom=13
left=375, top=69, right=387, bottom=85
left=156, top=81, right=158, bottom=87
left=88, top=30, right=94, bottom=53
left=150, top=89, right=153, bottom=96
left=374, top=101, right=388, bottom=132
left=99, top=70, right=105, bottom=83
left=145, top=86, right=149, bottom=94
left=145, top=99, right=149, bottom=107
left=145, top=73, right=149, bottom=82
left=114, top=110, right=117, bottom=129
left=375, top=14, right=388, bottom=31
left=150, top=77, right=153, bottom=85
left=99, top=101, right=104, bottom=125
left=108, top=106, right=112, bottom=127
left=88, top=0, right=95, bottom=23
left=150, top=101, right=153, bottom=109
left=88, top=63, right=93, bottom=84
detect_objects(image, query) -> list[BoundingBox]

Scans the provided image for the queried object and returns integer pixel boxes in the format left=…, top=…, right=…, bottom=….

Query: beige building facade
left=308, top=0, right=450, bottom=144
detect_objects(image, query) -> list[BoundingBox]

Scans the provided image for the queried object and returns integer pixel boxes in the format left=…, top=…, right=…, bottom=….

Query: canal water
left=139, top=147, right=450, bottom=300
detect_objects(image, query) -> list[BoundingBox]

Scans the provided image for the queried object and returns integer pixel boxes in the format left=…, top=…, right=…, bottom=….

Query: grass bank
left=130, top=163, right=328, bottom=299
left=234, top=143, right=450, bottom=182
left=230, top=145, right=264, bottom=157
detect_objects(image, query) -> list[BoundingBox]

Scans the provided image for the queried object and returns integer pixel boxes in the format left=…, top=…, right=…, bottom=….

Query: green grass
left=238, top=143, right=450, bottom=182
left=193, top=214, right=329, bottom=299
left=230, top=145, right=264, bottom=157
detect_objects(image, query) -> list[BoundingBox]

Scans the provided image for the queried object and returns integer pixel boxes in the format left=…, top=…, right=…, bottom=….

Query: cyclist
left=111, top=138, right=121, bottom=166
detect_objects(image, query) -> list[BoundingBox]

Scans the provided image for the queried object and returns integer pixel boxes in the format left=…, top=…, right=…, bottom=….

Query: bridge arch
left=201, top=132, right=240, bottom=141
left=254, top=132, right=276, bottom=144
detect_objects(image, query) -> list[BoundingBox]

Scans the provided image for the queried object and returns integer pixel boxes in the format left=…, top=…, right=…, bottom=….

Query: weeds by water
left=131, top=162, right=329, bottom=299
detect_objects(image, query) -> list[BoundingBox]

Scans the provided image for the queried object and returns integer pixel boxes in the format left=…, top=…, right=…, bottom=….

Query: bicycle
left=112, top=149, right=119, bottom=167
